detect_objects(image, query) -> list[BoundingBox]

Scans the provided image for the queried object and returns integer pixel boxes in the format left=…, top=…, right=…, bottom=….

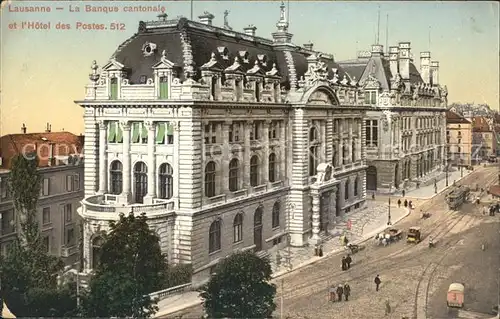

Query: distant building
left=338, top=43, right=448, bottom=192
left=471, top=117, right=496, bottom=162
left=0, top=125, right=84, bottom=267
left=446, top=110, right=472, bottom=166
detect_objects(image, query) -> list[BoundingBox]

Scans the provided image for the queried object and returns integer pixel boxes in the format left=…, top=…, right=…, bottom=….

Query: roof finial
left=89, top=60, right=100, bottom=83
left=223, top=10, right=232, bottom=30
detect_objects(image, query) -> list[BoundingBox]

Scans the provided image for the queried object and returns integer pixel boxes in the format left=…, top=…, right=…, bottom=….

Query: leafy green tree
left=200, top=251, right=277, bottom=318
left=82, top=212, right=167, bottom=318
left=0, top=153, right=73, bottom=317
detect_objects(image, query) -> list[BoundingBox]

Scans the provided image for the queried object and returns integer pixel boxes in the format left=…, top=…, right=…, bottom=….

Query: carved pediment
left=247, top=60, right=265, bottom=76
left=200, top=52, right=224, bottom=71
left=265, top=63, right=280, bottom=78
left=225, top=57, right=245, bottom=74
left=304, top=56, right=329, bottom=86
left=362, top=74, right=380, bottom=89
left=102, top=58, right=125, bottom=71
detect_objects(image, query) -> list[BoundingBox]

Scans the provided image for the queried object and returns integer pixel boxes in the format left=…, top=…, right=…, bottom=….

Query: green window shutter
left=364, top=92, right=370, bottom=104
left=371, top=92, right=376, bottom=104
left=107, top=122, right=116, bottom=142
left=116, top=123, right=123, bottom=143
left=110, top=82, right=118, bottom=99
left=141, top=123, right=148, bottom=142
left=159, top=80, right=168, bottom=99
left=167, top=122, right=174, bottom=135
left=156, top=123, right=166, bottom=144
left=131, top=122, right=140, bottom=143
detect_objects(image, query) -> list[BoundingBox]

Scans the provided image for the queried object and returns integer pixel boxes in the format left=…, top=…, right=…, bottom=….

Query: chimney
left=157, top=13, right=168, bottom=21
left=21, top=123, right=27, bottom=134
left=398, top=42, right=411, bottom=80
left=198, top=12, right=214, bottom=25
left=389, top=46, right=399, bottom=77
left=371, top=44, right=384, bottom=56
left=430, top=61, right=439, bottom=86
left=45, top=122, right=51, bottom=133
left=420, top=52, right=431, bottom=84
left=48, top=142, right=55, bottom=166
left=243, top=25, right=257, bottom=37
left=303, top=42, right=314, bottom=51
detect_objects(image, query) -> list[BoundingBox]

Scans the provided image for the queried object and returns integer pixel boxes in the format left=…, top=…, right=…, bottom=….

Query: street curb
left=406, top=170, right=473, bottom=201
left=153, top=208, right=412, bottom=317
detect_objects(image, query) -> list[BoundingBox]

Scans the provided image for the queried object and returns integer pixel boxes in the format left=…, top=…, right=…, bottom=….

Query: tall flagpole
left=385, top=14, right=389, bottom=53
left=376, top=5, right=381, bottom=44
left=287, top=0, right=290, bottom=22
left=428, top=26, right=431, bottom=50
left=190, top=0, right=193, bottom=20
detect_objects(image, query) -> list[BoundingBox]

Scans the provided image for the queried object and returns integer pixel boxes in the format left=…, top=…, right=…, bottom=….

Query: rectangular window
left=364, top=92, right=370, bottom=104
left=42, top=178, right=50, bottom=196
left=370, top=92, right=376, bottom=104
left=0, top=179, right=8, bottom=199
left=365, top=120, right=378, bottom=146
left=159, top=76, right=169, bottom=99
left=66, top=175, right=73, bottom=192
left=155, top=122, right=174, bottom=145
left=334, top=119, right=340, bottom=133
left=42, top=207, right=51, bottom=224
left=141, top=123, right=148, bottom=144
left=1, top=210, right=15, bottom=235
left=64, top=204, right=72, bottom=222
left=107, top=121, right=123, bottom=143
left=66, top=228, right=75, bottom=246
left=250, top=122, right=260, bottom=141
left=228, top=122, right=240, bottom=143
left=43, top=236, right=50, bottom=253
left=73, top=174, right=80, bottom=191
left=204, top=123, right=217, bottom=144
left=131, top=122, right=141, bottom=143
left=228, top=123, right=233, bottom=143
left=110, top=77, right=118, bottom=99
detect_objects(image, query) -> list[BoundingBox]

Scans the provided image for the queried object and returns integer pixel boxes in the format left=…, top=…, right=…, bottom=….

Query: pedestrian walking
left=402, top=189, right=405, bottom=197
left=397, top=199, right=401, bottom=208
left=329, top=286, right=337, bottom=302
left=404, top=199, right=408, bottom=208
left=345, top=255, right=352, bottom=269
left=374, top=275, right=381, bottom=291
left=409, top=200, right=413, bottom=208
left=385, top=299, right=391, bottom=315
left=343, top=283, right=351, bottom=301
left=341, top=256, right=347, bottom=271
left=336, top=284, right=344, bottom=302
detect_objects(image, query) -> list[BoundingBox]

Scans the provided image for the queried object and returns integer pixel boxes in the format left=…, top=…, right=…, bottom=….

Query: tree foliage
left=82, top=212, right=167, bottom=318
left=0, top=154, right=74, bottom=317
left=200, top=251, right=277, bottom=318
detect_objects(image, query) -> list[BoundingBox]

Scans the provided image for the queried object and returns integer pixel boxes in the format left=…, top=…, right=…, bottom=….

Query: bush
left=164, top=264, right=193, bottom=288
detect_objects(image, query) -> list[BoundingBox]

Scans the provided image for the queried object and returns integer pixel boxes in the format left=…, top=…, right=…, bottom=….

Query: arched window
left=205, top=161, right=216, bottom=198
left=209, top=219, right=221, bottom=253
left=91, top=236, right=105, bottom=269
left=233, top=214, right=243, bottom=243
left=229, top=158, right=240, bottom=192
left=354, top=177, right=359, bottom=196
left=110, top=160, right=123, bottom=195
left=272, top=202, right=280, bottom=228
left=250, top=156, right=259, bottom=187
left=134, top=162, right=148, bottom=203
left=268, top=153, right=277, bottom=183
left=309, top=126, right=320, bottom=176
left=158, top=163, right=173, bottom=199
left=344, top=180, right=349, bottom=200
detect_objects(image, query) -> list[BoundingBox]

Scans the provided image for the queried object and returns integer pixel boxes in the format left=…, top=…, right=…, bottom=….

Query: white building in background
left=76, top=4, right=370, bottom=283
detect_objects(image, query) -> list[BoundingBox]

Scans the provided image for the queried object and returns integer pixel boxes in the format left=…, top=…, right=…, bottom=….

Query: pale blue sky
left=1, top=1, right=498, bottom=134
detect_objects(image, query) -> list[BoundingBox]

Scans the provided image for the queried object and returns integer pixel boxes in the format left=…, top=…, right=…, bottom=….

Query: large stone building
left=337, top=44, right=448, bottom=192
left=76, top=4, right=370, bottom=283
left=471, top=116, right=496, bottom=162
left=0, top=127, right=83, bottom=266
left=446, top=110, right=472, bottom=166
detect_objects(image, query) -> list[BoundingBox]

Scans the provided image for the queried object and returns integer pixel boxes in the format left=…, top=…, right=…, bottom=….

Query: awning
left=2, top=301, right=16, bottom=318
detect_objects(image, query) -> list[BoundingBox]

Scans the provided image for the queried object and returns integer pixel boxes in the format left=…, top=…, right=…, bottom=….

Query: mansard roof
left=109, top=17, right=350, bottom=88
left=337, top=51, right=424, bottom=91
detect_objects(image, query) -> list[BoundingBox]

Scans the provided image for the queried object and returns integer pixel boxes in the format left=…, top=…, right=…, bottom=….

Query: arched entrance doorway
left=366, top=166, right=377, bottom=191
left=253, top=207, right=263, bottom=252
left=394, top=163, right=400, bottom=188
left=92, top=236, right=105, bottom=269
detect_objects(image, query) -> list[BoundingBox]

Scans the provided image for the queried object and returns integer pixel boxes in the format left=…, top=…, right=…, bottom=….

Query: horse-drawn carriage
left=375, top=228, right=403, bottom=246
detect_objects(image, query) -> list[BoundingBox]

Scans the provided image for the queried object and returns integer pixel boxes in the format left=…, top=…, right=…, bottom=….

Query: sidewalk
left=401, top=168, right=473, bottom=200
left=154, top=201, right=410, bottom=318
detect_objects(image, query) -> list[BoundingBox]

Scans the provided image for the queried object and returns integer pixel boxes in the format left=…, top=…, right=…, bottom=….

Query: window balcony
left=79, top=194, right=175, bottom=220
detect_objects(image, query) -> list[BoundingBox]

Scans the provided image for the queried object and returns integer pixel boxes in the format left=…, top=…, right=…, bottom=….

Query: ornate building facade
left=76, top=4, right=369, bottom=283
left=446, top=110, right=472, bottom=166
left=338, top=44, right=448, bottom=192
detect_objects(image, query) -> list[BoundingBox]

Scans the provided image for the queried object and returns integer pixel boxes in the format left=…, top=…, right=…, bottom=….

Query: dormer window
left=239, top=51, right=249, bottom=63
left=110, top=77, right=118, bottom=99
left=364, top=91, right=377, bottom=105
left=159, top=76, right=168, bottom=99
left=142, top=42, right=157, bottom=57
left=217, top=46, right=229, bottom=60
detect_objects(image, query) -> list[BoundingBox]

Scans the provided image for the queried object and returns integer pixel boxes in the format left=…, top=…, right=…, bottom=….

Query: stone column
left=339, top=120, right=344, bottom=166
left=348, top=119, right=353, bottom=163
left=121, top=121, right=131, bottom=201
left=326, top=115, right=333, bottom=162
left=222, top=121, right=231, bottom=192
left=309, top=187, right=321, bottom=245
left=357, top=119, right=362, bottom=162
left=279, top=120, right=286, bottom=181
left=320, top=121, right=326, bottom=163
left=97, top=121, right=107, bottom=194
left=243, top=121, right=252, bottom=188
left=83, top=116, right=98, bottom=196
left=82, top=222, right=91, bottom=271
left=263, top=120, right=270, bottom=184
left=144, top=121, right=157, bottom=203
